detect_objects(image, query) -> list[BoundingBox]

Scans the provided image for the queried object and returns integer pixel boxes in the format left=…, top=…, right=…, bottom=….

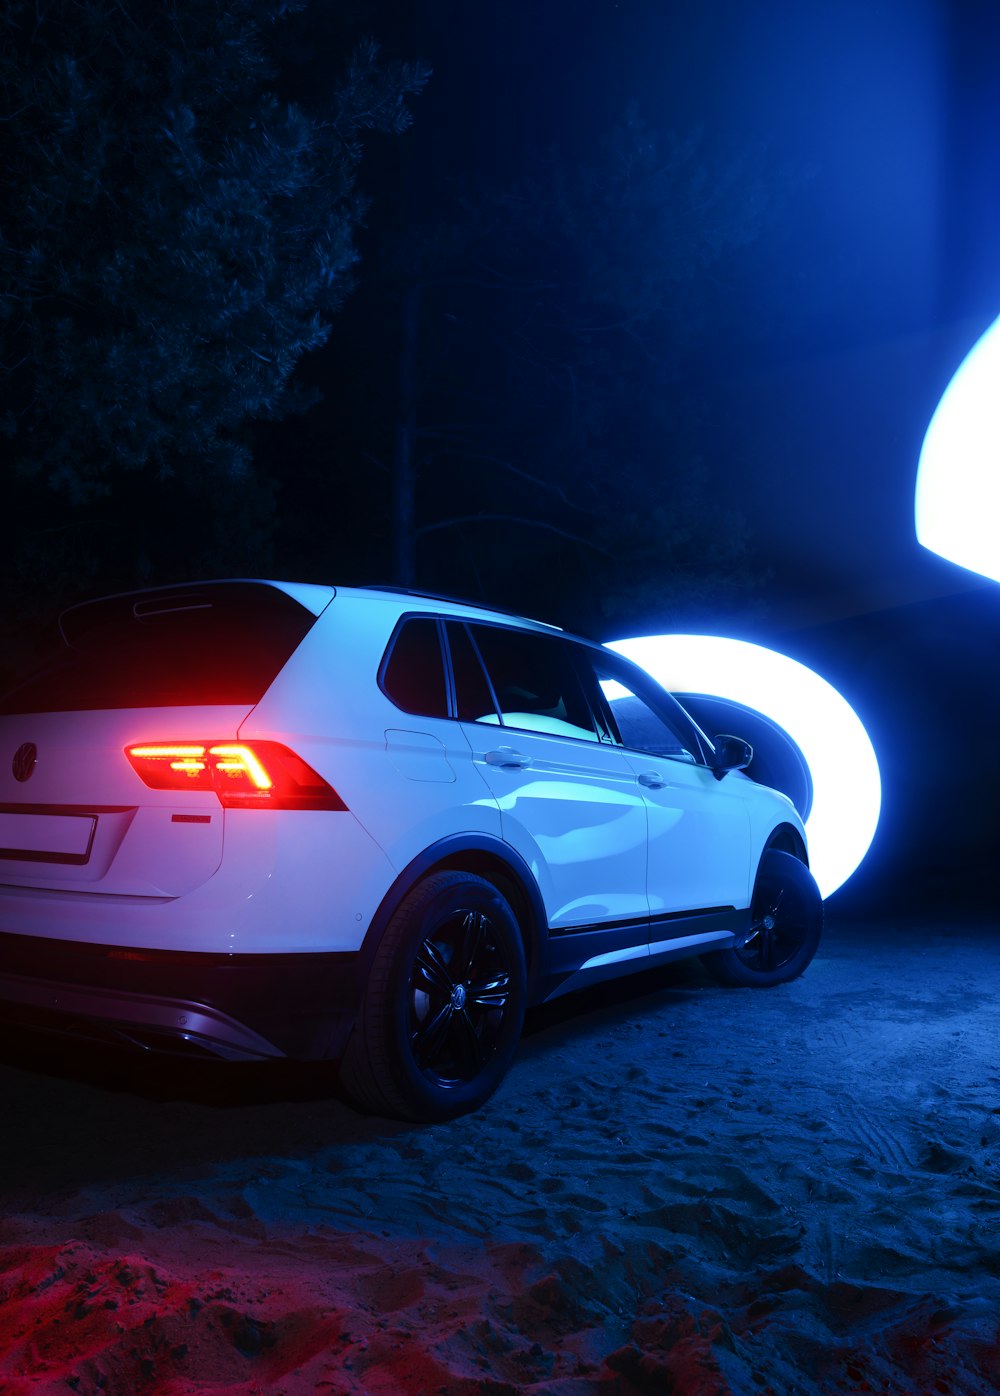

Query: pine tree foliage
left=0, top=0, right=428, bottom=501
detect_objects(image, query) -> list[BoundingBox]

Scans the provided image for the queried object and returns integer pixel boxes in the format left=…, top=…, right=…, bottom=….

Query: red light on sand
left=125, top=742, right=346, bottom=810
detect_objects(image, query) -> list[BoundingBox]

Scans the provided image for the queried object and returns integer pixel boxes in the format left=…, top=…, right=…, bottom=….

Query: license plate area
left=0, top=810, right=98, bottom=865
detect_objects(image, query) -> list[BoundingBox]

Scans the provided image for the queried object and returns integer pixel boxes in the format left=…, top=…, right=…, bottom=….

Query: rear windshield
left=0, top=583, right=318, bottom=713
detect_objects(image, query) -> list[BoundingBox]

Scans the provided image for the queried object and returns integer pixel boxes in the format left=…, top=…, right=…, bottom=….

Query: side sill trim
left=648, top=928, right=735, bottom=959
left=576, top=943, right=648, bottom=972
left=580, top=928, right=736, bottom=975
left=549, top=904, right=736, bottom=939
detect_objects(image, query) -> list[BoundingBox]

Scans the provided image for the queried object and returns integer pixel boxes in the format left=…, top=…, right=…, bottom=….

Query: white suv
left=0, top=581, right=821, bottom=1120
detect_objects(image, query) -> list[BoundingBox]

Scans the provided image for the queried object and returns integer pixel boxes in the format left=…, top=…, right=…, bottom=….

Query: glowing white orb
left=607, top=635, right=881, bottom=898
left=916, top=313, right=1000, bottom=583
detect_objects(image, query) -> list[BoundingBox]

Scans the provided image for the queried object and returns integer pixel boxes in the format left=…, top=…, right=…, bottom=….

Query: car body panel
left=0, top=705, right=254, bottom=896
left=620, top=751, right=755, bottom=925
left=240, top=596, right=505, bottom=880
left=0, top=579, right=811, bottom=1063
left=459, top=721, right=650, bottom=932
left=0, top=808, right=396, bottom=955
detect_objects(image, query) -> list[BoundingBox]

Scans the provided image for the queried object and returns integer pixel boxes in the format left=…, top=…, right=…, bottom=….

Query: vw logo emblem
left=12, top=742, right=37, bottom=783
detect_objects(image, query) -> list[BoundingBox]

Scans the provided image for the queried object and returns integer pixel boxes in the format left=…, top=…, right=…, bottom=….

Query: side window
left=584, top=656, right=701, bottom=763
left=381, top=618, right=449, bottom=718
left=468, top=625, right=599, bottom=742
left=446, top=622, right=498, bottom=723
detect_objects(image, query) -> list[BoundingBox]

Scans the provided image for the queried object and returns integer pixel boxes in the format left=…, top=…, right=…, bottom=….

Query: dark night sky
left=8, top=0, right=997, bottom=635
left=280, top=0, right=1000, bottom=907
left=332, top=0, right=1000, bottom=630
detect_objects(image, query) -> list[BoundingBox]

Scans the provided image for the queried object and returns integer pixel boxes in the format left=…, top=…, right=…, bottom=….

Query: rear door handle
left=637, top=771, right=668, bottom=789
left=485, top=748, right=533, bottom=770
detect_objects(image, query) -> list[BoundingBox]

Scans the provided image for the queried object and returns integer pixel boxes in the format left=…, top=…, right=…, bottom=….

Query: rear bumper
left=0, top=932, right=361, bottom=1061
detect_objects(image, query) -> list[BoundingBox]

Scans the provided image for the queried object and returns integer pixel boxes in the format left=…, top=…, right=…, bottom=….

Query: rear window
left=0, top=583, right=317, bottom=713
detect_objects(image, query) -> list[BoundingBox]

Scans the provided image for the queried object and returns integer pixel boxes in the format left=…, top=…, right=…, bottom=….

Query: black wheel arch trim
left=762, top=822, right=808, bottom=866
left=358, top=833, right=548, bottom=999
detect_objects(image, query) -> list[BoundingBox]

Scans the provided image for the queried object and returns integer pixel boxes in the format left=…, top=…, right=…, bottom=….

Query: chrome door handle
left=485, top=748, right=533, bottom=770
left=637, top=771, right=668, bottom=789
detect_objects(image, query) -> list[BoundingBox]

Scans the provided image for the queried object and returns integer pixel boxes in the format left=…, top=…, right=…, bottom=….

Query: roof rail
left=356, top=583, right=564, bottom=631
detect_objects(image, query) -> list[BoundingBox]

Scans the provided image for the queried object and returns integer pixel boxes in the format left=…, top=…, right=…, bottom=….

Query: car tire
left=340, top=870, right=527, bottom=1122
left=701, top=849, right=823, bottom=988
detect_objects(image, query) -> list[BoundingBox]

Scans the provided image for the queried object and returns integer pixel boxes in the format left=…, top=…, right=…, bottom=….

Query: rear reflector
left=125, top=742, right=347, bottom=811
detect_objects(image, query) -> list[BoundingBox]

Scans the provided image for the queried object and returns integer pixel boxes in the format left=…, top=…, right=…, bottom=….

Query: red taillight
left=125, top=741, right=347, bottom=811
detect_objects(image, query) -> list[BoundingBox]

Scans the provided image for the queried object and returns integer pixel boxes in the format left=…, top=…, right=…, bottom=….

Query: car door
left=578, top=650, right=753, bottom=943
left=447, top=621, right=650, bottom=968
left=365, top=614, right=505, bottom=865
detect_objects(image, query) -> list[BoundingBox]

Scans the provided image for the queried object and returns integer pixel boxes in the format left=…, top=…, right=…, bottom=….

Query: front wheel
left=701, top=849, right=823, bottom=988
left=340, top=871, right=527, bottom=1121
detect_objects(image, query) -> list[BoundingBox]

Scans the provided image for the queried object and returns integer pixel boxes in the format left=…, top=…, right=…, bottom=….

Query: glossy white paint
left=0, top=808, right=396, bottom=954
left=460, top=722, right=649, bottom=930
left=607, top=635, right=880, bottom=897
left=0, top=706, right=254, bottom=896
left=0, top=585, right=816, bottom=1022
left=616, top=748, right=754, bottom=914
left=243, top=595, right=504, bottom=887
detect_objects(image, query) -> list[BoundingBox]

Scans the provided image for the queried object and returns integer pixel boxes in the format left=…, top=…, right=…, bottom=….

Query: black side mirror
left=711, top=733, right=753, bottom=781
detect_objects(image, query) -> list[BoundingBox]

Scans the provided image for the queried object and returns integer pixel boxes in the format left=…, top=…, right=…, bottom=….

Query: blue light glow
left=916, top=313, right=1000, bottom=583
left=607, top=635, right=881, bottom=898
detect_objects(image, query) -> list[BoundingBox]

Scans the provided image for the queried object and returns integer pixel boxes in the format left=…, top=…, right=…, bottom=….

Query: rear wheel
left=340, top=871, right=527, bottom=1121
left=701, top=849, right=822, bottom=988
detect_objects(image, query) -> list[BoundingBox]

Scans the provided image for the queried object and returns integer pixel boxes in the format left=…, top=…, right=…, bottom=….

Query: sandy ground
left=1, top=910, right=1000, bottom=1395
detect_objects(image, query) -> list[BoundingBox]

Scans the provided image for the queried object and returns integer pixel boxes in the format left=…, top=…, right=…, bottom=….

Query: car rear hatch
left=0, top=581, right=329, bottom=897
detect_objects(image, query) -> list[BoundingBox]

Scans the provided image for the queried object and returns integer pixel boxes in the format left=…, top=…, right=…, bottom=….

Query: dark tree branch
left=421, top=445, right=587, bottom=508
left=416, top=513, right=612, bottom=554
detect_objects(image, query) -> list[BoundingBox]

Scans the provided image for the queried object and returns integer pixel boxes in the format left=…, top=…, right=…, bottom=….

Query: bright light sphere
left=916, top=313, right=1000, bottom=583
left=607, top=635, right=881, bottom=898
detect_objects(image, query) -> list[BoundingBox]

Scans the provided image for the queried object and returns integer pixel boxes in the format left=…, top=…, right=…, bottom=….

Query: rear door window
left=446, top=622, right=498, bottom=723
left=467, top=624, right=599, bottom=742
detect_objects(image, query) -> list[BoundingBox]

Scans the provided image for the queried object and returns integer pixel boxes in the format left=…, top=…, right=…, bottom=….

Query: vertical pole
left=391, top=282, right=422, bottom=587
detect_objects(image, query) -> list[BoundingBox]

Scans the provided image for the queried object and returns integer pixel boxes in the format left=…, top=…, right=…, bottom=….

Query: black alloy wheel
left=738, top=865, right=810, bottom=973
left=340, top=871, right=527, bottom=1121
left=410, top=906, right=512, bottom=1089
left=701, top=849, right=823, bottom=988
